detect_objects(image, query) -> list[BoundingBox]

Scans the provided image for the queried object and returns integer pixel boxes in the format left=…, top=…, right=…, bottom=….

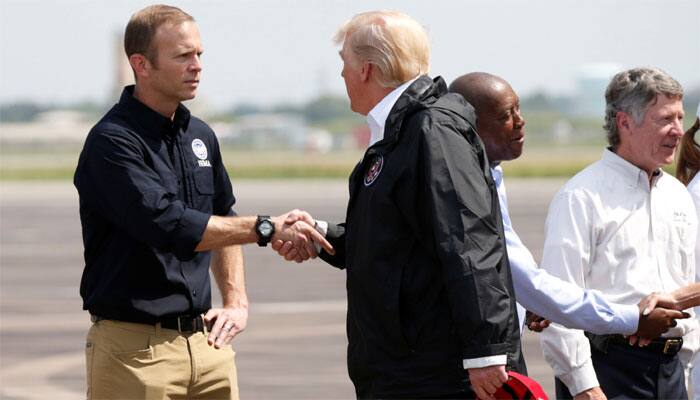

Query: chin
left=181, top=91, right=197, bottom=101
left=511, top=146, right=524, bottom=159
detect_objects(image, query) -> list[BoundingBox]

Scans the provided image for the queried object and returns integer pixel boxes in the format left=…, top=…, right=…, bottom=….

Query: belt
left=91, top=314, right=206, bottom=334
left=586, top=332, right=683, bottom=356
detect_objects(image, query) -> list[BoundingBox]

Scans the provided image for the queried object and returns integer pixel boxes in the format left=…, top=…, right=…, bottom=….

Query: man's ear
left=616, top=111, right=633, bottom=137
left=360, top=61, right=373, bottom=83
left=129, top=54, right=150, bottom=79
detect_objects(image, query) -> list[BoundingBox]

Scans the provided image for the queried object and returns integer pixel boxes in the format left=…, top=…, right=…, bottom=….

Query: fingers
left=528, top=318, right=550, bottom=332
left=202, top=309, right=218, bottom=327
left=468, top=366, right=507, bottom=400
left=207, top=313, right=227, bottom=347
left=285, top=248, right=298, bottom=261
left=675, top=311, right=691, bottom=320
left=472, top=385, right=492, bottom=400
left=473, top=385, right=496, bottom=400
left=638, top=293, right=656, bottom=316
left=282, top=209, right=315, bottom=225
left=306, top=227, right=334, bottom=255
left=638, top=292, right=679, bottom=314
left=215, top=320, right=238, bottom=348
left=212, top=321, right=235, bottom=348
left=205, top=308, right=248, bottom=348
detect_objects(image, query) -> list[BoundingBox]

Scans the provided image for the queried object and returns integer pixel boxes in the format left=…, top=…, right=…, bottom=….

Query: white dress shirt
left=491, top=165, right=639, bottom=335
left=366, top=77, right=419, bottom=147
left=538, top=149, right=698, bottom=395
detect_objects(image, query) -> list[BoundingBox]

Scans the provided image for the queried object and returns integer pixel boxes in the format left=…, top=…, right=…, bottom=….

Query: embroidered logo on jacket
left=364, top=155, right=384, bottom=186
left=191, top=139, right=208, bottom=160
left=191, top=139, right=211, bottom=167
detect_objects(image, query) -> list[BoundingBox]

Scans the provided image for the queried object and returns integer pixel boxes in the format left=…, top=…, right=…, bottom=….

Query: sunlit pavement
left=0, top=178, right=565, bottom=399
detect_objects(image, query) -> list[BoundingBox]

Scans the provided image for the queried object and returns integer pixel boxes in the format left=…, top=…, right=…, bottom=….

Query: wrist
left=223, top=296, right=249, bottom=310
left=255, top=215, right=275, bottom=246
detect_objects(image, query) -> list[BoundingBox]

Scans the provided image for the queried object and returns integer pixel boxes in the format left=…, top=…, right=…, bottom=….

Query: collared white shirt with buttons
left=491, top=165, right=639, bottom=336
left=366, top=77, right=419, bottom=148
left=538, top=149, right=698, bottom=395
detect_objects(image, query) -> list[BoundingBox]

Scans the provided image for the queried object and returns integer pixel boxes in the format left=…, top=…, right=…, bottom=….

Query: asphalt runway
left=0, top=178, right=566, bottom=399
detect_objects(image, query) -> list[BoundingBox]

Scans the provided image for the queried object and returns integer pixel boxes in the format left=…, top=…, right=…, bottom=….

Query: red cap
left=493, top=371, right=548, bottom=400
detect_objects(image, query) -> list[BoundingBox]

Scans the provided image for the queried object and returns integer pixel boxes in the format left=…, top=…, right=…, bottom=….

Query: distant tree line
left=2, top=88, right=698, bottom=127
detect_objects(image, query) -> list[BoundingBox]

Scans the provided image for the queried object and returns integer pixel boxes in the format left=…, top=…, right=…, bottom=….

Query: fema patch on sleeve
left=191, top=139, right=208, bottom=160
left=364, top=155, right=384, bottom=186
left=192, top=138, right=212, bottom=167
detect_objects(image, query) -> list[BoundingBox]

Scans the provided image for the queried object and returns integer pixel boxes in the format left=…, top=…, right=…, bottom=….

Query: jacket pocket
left=193, top=168, right=214, bottom=195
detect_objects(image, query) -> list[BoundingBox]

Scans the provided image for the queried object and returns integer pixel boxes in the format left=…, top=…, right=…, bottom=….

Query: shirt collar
left=118, top=85, right=191, bottom=138
left=491, top=164, right=503, bottom=186
left=366, top=76, right=419, bottom=148
left=601, top=148, right=663, bottom=189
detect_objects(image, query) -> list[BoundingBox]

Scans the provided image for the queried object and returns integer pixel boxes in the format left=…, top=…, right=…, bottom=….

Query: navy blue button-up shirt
left=74, top=86, right=236, bottom=323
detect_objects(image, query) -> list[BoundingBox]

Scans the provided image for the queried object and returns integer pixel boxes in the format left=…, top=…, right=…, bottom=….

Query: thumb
left=202, top=309, right=217, bottom=323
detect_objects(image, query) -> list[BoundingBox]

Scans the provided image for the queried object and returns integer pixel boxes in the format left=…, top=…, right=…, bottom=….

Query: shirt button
left=192, top=290, right=197, bottom=297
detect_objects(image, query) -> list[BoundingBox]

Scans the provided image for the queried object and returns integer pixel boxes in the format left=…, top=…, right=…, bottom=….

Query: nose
left=513, top=108, right=525, bottom=129
left=190, top=55, right=202, bottom=72
left=670, top=116, right=683, bottom=136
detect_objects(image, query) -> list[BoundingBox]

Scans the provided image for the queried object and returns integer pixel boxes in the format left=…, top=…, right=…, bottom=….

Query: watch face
left=259, top=221, right=274, bottom=236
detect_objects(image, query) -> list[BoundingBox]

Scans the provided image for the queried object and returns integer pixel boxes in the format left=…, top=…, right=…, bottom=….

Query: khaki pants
left=85, top=319, right=238, bottom=400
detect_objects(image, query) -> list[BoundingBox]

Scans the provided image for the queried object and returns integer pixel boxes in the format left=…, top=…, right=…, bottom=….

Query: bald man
left=448, top=72, right=685, bottom=357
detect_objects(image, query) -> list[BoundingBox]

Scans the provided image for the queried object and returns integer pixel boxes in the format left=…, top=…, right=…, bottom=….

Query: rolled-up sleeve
left=76, top=129, right=210, bottom=259
left=420, top=117, right=512, bottom=360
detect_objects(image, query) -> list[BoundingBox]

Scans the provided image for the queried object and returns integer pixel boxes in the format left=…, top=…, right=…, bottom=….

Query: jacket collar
left=373, top=75, right=447, bottom=149
left=367, top=76, right=420, bottom=147
left=118, top=85, right=191, bottom=139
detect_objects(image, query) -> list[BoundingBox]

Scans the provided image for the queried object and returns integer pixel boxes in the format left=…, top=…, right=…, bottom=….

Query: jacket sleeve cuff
left=173, top=208, right=210, bottom=258
left=462, top=354, right=507, bottom=369
left=558, top=358, right=599, bottom=396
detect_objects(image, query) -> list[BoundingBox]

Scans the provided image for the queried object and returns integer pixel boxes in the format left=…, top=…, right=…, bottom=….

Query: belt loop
left=155, top=322, right=162, bottom=336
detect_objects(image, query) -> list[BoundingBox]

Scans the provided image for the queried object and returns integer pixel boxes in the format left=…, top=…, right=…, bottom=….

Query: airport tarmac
left=0, top=178, right=566, bottom=399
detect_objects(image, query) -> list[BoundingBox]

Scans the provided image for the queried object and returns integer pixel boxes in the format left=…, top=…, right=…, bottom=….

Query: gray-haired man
left=539, top=67, right=698, bottom=399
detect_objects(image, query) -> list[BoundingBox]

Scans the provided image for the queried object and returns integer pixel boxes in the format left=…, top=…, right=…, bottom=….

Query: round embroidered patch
left=364, top=155, right=384, bottom=186
left=191, top=138, right=208, bottom=160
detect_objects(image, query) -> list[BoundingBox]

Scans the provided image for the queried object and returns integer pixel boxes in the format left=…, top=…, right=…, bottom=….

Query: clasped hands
left=268, top=209, right=333, bottom=262
left=526, top=292, right=690, bottom=346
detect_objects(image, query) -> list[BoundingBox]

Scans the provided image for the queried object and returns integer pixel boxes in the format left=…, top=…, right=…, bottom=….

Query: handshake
left=526, top=290, right=695, bottom=345
left=266, top=209, right=334, bottom=262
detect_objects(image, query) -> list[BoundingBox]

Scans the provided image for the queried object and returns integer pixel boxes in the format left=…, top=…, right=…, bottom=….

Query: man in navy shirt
left=74, top=5, right=331, bottom=399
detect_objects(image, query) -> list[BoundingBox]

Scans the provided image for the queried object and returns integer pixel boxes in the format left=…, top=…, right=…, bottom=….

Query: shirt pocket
left=193, top=168, right=214, bottom=195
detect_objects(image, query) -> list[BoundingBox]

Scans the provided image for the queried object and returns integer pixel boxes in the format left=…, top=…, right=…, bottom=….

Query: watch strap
left=255, top=215, right=274, bottom=247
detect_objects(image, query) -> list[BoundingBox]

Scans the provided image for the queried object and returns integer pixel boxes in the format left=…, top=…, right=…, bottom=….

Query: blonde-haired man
left=276, top=11, right=525, bottom=399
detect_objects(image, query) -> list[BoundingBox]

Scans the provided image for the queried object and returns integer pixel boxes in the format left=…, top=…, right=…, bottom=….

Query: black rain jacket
left=321, top=76, right=526, bottom=398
